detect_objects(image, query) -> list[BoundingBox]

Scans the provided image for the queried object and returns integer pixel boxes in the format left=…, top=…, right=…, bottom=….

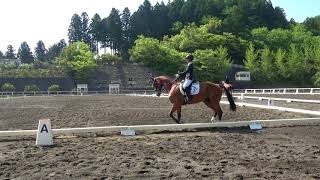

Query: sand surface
left=0, top=95, right=319, bottom=179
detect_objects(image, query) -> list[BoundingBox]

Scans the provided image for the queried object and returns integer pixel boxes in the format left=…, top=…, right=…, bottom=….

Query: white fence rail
left=1, top=87, right=319, bottom=97
left=231, top=95, right=320, bottom=104
left=233, top=88, right=320, bottom=95
left=0, top=90, right=155, bottom=97
left=1, top=117, right=320, bottom=137
left=220, top=101, right=320, bottom=116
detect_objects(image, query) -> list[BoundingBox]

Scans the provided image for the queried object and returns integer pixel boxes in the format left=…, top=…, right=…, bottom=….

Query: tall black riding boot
left=185, top=86, right=192, bottom=104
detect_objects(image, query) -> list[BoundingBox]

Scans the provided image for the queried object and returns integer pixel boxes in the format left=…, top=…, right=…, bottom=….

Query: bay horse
left=151, top=76, right=236, bottom=124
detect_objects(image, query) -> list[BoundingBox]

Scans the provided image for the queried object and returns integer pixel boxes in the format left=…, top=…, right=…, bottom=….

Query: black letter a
left=40, top=124, right=49, bottom=133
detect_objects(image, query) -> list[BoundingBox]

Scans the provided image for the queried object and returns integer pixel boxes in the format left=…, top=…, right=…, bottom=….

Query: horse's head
left=150, top=76, right=171, bottom=97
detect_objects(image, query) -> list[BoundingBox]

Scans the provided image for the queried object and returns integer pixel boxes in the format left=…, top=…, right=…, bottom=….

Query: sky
left=0, top=0, right=319, bottom=54
left=271, top=0, right=320, bottom=22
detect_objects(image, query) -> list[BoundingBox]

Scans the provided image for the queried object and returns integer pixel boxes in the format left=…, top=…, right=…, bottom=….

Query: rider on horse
left=178, top=54, right=195, bottom=104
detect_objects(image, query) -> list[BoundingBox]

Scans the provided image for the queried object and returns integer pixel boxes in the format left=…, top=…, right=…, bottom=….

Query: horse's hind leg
left=203, top=101, right=216, bottom=122
left=204, top=100, right=223, bottom=122
left=213, top=102, right=223, bottom=121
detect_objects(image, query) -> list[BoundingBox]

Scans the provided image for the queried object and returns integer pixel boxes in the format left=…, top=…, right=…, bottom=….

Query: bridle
left=151, top=75, right=180, bottom=96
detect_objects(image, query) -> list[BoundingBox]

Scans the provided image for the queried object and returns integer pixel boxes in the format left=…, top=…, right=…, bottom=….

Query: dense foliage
left=246, top=26, right=320, bottom=86
left=130, top=21, right=233, bottom=82
left=0, top=64, right=66, bottom=78
left=0, top=83, right=15, bottom=92
left=24, top=84, right=40, bottom=92
left=96, top=54, right=122, bottom=65
left=1, top=0, right=320, bottom=87
left=48, top=84, right=61, bottom=92
left=57, top=42, right=96, bottom=83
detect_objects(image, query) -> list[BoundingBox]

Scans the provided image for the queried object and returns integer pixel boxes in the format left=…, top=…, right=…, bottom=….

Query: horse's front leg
left=177, top=105, right=183, bottom=124
left=169, top=104, right=180, bottom=124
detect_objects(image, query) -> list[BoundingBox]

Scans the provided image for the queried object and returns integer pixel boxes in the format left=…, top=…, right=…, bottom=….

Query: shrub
left=24, top=84, right=40, bottom=92
left=312, top=72, right=320, bottom=87
left=48, top=84, right=60, bottom=92
left=97, top=53, right=122, bottom=65
left=1, top=83, right=15, bottom=92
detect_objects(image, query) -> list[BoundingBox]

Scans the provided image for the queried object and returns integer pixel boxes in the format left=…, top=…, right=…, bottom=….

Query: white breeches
left=183, top=79, right=192, bottom=89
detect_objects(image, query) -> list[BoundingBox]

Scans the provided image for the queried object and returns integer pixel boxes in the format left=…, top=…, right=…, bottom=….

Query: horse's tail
left=219, top=81, right=236, bottom=111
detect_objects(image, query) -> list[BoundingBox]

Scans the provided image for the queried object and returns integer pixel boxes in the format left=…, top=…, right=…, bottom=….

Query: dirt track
left=0, top=95, right=320, bottom=179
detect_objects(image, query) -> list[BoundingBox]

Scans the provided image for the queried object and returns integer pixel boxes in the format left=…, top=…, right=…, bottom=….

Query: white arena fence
left=0, top=90, right=155, bottom=97
left=131, top=94, right=320, bottom=116
left=0, top=87, right=319, bottom=98
left=231, top=95, right=320, bottom=104
left=1, top=117, right=320, bottom=137
left=0, top=91, right=319, bottom=138
left=233, top=87, right=320, bottom=95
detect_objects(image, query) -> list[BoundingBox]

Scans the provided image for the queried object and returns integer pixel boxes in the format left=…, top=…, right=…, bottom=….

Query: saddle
left=179, top=80, right=200, bottom=95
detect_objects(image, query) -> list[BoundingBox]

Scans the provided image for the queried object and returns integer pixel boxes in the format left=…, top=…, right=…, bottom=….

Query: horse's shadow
left=151, top=126, right=263, bottom=135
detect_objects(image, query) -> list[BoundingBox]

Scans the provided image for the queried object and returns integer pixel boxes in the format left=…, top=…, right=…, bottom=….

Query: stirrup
left=183, top=96, right=188, bottom=104
left=184, top=96, right=191, bottom=104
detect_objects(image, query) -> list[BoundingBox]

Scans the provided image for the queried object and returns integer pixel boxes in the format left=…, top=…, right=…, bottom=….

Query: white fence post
left=240, top=93, right=244, bottom=100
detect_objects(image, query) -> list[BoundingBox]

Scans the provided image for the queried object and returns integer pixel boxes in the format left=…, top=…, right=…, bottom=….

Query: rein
left=161, top=76, right=179, bottom=93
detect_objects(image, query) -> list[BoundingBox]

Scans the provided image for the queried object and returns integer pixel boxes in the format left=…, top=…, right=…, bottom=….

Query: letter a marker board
left=36, top=119, right=53, bottom=146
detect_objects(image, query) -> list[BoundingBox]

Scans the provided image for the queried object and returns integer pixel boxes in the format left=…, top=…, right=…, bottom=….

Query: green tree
left=313, top=72, right=320, bottom=87
left=35, top=40, right=47, bottom=62
left=81, top=12, right=92, bottom=46
left=130, top=0, right=154, bottom=39
left=259, top=47, right=274, bottom=82
left=18, top=42, right=34, bottom=64
left=5, top=45, right=16, bottom=59
left=244, top=43, right=260, bottom=81
left=312, top=38, right=320, bottom=87
left=106, top=8, right=122, bottom=54
left=130, top=36, right=183, bottom=75
left=68, top=14, right=83, bottom=43
left=201, top=16, right=222, bottom=34
left=121, top=7, right=132, bottom=61
left=58, top=42, right=96, bottom=83
left=167, top=0, right=184, bottom=25
left=274, top=48, right=288, bottom=80
left=287, top=44, right=305, bottom=82
left=171, top=21, right=184, bottom=34
left=153, top=2, right=170, bottom=39
left=222, top=4, right=247, bottom=36
left=304, top=15, right=320, bottom=36
left=47, top=39, right=67, bottom=63
left=164, top=22, right=247, bottom=63
left=194, top=47, right=231, bottom=81
left=90, top=13, right=103, bottom=53
left=0, top=50, right=3, bottom=59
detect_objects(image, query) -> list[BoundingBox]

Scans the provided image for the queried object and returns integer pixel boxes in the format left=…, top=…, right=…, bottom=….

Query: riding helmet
left=185, top=54, right=194, bottom=61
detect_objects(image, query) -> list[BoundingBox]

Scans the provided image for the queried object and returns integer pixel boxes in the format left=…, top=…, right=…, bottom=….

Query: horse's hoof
left=211, top=116, right=215, bottom=123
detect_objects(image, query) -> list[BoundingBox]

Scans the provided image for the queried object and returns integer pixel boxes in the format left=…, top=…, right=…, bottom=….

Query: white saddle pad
left=179, top=81, right=200, bottom=95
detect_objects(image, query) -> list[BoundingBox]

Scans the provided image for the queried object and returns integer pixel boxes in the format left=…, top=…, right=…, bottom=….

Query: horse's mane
left=157, top=75, right=172, bottom=80
left=157, top=75, right=181, bottom=85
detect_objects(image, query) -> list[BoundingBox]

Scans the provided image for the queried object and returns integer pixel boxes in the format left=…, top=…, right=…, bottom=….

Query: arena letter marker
left=36, top=119, right=53, bottom=146
left=121, top=127, right=135, bottom=136
left=249, top=122, right=262, bottom=130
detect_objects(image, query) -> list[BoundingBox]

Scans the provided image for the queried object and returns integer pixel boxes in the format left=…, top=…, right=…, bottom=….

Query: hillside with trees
left=1, top=0, right=320, bottom=87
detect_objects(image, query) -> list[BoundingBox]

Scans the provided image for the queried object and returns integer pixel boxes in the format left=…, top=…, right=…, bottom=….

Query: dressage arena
left=0, top=93, right=320, bottom=179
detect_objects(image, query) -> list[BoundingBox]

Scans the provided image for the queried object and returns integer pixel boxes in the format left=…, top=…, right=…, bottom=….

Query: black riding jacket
left=179, top=62, right=194, bottom=80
